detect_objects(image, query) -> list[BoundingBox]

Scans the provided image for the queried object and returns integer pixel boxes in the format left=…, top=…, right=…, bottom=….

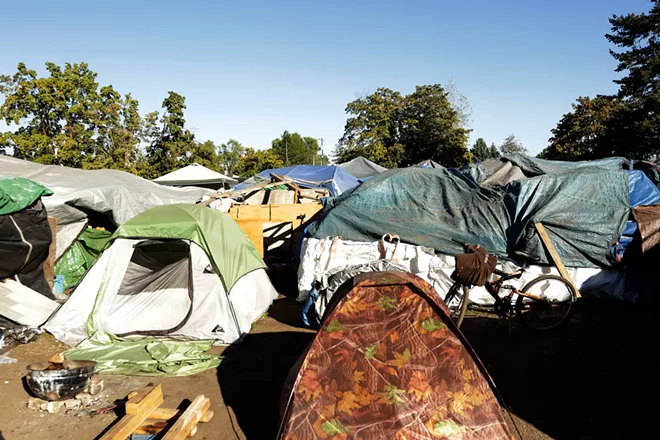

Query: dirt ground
left=1, top=294, right=657, bottom=439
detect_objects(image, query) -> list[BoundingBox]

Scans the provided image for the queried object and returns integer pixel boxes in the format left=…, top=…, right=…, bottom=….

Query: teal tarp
left=309, top=157, right=630, bottom=268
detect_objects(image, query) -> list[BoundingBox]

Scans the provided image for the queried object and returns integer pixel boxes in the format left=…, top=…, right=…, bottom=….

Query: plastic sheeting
left=628, top=170, right=660, bottom=207
left=298, top=237, right=634, bottom=307
left=232, top=165, right=360, bottom=196
left=0, top=177, right=52, bottom=216
left=309, top=164, right=630, bottom=268
left=64, top=337, right=221, bottom=376
left=337, top=156, right=387, bottom=179
left=0, top=155, right=210, bottom=259
left=55, top=228, right=112, bottom=290
left=0, top=280, right=58, bottom=326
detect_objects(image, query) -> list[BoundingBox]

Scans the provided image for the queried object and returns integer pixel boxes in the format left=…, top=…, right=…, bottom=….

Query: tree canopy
left=543, top=0, right=660, bottom=161
left=499, top=134, right=527, bottom=155
left=271, top=131, right=323, bottom=166
left=335, top=84, right=471, bottom=168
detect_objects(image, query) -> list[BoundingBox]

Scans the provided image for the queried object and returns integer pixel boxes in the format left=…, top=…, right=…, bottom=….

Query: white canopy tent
left=154, top=163, right=237, bottom=190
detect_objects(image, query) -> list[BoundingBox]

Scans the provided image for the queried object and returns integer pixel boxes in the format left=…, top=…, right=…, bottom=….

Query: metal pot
left=25, top=360, right=97, bottom=401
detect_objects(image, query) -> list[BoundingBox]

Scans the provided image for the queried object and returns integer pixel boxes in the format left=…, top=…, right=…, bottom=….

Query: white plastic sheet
left=298, top=237, right=630, bottom=306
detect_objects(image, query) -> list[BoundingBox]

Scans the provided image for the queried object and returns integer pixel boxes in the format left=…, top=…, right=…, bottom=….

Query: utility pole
left=285, top=138, right=288, bottom=166
left=316, top=138, right=324, bottom=165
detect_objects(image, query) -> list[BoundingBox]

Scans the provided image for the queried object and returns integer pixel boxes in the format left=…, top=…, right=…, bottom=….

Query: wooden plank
left=133, top=411, right=213, bottom=436
left=43, top=217, right=57, bottom=289
left=143, top=408, right=214, bottom=422
left=534, top=222, right=582, bottom=298
left=125, top=384, right=163, bottom=415
left=216, top=180, right=279, bottom=199
left=161, top=395, right=211, bottom=440
left=268, top=204, right=323, bottom=223
left=99, top=385, right=164, bottom=440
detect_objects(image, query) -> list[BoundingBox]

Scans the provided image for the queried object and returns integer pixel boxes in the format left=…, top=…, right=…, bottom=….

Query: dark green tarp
left=308, top=159, right=630, bottom=268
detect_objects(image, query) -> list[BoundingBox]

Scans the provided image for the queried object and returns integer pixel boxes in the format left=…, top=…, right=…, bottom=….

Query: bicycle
left=444, top=242, right=578, bottom=331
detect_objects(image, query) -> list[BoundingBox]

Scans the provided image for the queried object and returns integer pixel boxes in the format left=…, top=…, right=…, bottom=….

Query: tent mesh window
left=112, top=239, right=194, bottom=337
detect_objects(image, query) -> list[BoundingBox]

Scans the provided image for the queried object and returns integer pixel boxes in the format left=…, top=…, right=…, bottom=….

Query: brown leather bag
left=451, top=245, right=497, bottom=287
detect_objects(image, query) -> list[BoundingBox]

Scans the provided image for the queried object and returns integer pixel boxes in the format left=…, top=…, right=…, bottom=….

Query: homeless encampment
left=0, top=177, right=54, bottom=298
left=298, top=155, right=660, bottom=305
left=44, top=204, right=278, bottom=375
left=0, top=155, right=210, bottom=261
left=279, top=271, right=511, bottom=440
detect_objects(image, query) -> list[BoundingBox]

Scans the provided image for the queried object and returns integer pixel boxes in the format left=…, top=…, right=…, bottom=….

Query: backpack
left=450, top=244, right=497, bottom=287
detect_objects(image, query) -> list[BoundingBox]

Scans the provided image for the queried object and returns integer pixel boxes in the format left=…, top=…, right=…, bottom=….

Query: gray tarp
left=309, top=156, right=631, bottom=268
left=337, top=156, right=387, bottom=179
left=0, top=155, right=210, bottom=259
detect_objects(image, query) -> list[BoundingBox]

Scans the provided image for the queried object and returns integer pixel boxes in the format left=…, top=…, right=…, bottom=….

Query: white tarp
left=0, top=155, right=211, bottom=259
left=298, top=237, right=631, bottom=316
left=44, top=239, right=278, bottom=346
left=0, top=280, right=59, bottom=327
left=154, top=163, right=237, bottom=186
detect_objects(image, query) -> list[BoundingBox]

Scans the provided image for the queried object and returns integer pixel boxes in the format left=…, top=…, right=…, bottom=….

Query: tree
left=499, top=134, right=527, bottom=155
left=0, top=62, right=102, bottom=167
left=540, top=96, right=622, bottom=160
left=144, top=91, right=195, bottom=178
left=335, top=84, right=471, bottom=168
left=219, top=139, right=245, bottom=175
left=604, top=0, right=660, bottom=159
left=184, top=140, right=219, bottom=170
left=271, top=131, right=320, bottom=166
left=335, top=88, right=405, bottom=168
left=400, top=85, right=471, bottom=166
left=234, top=148, right=283, bottom=177
left=489, top=143, right=500, bottom=159
left=470, top=138, right=490, bottom=162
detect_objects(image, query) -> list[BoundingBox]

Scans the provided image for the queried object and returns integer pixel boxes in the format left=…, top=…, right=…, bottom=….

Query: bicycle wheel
left=444, top=283, right=470, bottom=328
left=516, top=274, right=577, bottom=331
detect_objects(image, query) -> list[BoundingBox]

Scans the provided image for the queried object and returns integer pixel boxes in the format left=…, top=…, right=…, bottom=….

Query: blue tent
left=233, top=165, right=360, bottom=197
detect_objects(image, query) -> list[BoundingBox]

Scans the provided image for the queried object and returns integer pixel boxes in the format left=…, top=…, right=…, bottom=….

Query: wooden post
left=161, top=395, right=211, bottom=440
left=43, top=217, right=57, bottom=289
left=534, top=222, right=582, bottom=298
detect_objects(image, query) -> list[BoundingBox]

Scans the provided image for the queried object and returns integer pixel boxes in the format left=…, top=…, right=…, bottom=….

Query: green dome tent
left=45, top=204, right=277, bottom=361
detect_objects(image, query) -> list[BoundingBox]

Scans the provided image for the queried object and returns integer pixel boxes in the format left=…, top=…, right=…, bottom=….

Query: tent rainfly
left=44, top=204, right=277, bottom=347
left=154, top=163, right=237, bottom=189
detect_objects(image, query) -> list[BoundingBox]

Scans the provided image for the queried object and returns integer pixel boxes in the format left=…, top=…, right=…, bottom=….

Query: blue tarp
left=629, top=170, right=660, bottom=208
left=233, top=165, right=360, bottom=197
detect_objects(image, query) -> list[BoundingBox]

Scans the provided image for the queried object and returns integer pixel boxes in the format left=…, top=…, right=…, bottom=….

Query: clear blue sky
left=0, top=0, right=651, bottom=157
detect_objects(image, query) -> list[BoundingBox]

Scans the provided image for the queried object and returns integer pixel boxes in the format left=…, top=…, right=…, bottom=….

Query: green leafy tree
left=0, top=62, right=101, bottom=167
left=184, top=140, right=219, bottom=170
left=271, top=131, right=320, bottom=165
left=399, top=85, right=471, bottom=166
left=489, top=142, right=500, bottom=159
left=144, top=91, right=195, bottom=178
left=335, top=88, right=405, bottom=168
left=234, top=148, right=283, bottom=177
left=470, top=138, right=490, bottom=162
left=499, top=134, right=527, bottom=156
left=604, top=0, right=660, bottom=159
left=219, top=139, right=245, bottom=175
left=540, top=96, right=621, bottom=160
left=335, top=85, right=471, bottom=168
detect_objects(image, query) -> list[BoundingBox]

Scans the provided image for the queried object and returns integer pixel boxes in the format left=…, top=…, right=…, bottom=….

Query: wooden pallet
left=100, top=384, right=213, bottom=440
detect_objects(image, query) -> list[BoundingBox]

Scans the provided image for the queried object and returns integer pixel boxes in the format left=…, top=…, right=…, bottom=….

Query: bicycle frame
left=484, top=269, right=547, bottom=317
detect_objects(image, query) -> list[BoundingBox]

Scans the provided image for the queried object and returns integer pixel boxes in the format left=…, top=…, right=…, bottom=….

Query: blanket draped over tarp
left=308, top=155, right=660, bottom=268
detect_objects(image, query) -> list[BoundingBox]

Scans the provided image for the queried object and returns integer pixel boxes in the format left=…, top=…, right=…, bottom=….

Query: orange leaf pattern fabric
left=279, top=271, right=512, bottom=439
